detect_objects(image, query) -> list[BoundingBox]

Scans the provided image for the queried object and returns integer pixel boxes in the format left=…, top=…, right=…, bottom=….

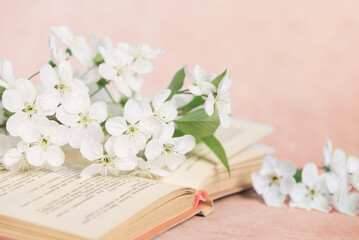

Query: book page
left=160, top=119, right=274, bottom=189
left=0, top=164, right=184, bottom=240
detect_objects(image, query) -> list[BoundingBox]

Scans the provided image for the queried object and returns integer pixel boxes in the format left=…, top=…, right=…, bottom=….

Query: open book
left=0, top=119, right=273, bottom=240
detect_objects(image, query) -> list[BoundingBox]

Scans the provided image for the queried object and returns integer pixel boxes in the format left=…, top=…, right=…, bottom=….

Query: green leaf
left=294, top=169, right=303, bottom=183
left=173, top=128, right=185, bottom=138
left=94, top=53, right=104, bottom=66
left=175, top=108, right=220, bottom=139
left=211, top=69, right=227, bottom=88
left=0, top=87, right=6, bottom=101
left=202, top=135, right=230, bottom=176
left=167, top=67, right=185, bottom=99
left=180, top=96, right=205, bottom=112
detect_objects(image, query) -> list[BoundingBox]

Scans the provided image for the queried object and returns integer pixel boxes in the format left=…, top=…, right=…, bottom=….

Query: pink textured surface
left=0, top=0, right=358, bottom=239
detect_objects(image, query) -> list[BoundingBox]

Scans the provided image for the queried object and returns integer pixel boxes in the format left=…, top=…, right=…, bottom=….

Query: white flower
left=185, top=64, right=216, bottom=96
left=326, top=173, right=359, bottom=216
left=117, top=43, right=165, bottom=74
left=105, top=99, right=162, bottom=157
left=20, top=120, right=70, bottom=167
left=204, top=75, right=232, bottom=128
left=38, top=61, right=89, bottom=113
left=322, top=139, right=347, bottom=176
left=129, top=158, right=169, bottom=179
left=347, top=156, right=359, bottom=191
left=151, top=89, right=177, bottom=123
left=48, top=35, right=67, bottom=66
left=289, top=163, right=332, bottom=213
left=3, top=141, right=32, bottom=171
left=98, top=47, right=143, bottom=97
left=0, top=58, right=16, bottom=89
left=91, top=33, right=112, bottom=54
left=56, top=97, right=107, bottom=148
left=80, top=138, right=138, bottom=179
left=2, top=79, right=49, bottom=136
left=51, top=26, right=93, bottom=67
left=145, top=122, right=195, bottom=170
left=251, top=156, right=296, bottom=207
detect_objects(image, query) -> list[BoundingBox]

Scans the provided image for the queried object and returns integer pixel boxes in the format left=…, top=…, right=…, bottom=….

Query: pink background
left=0, top=0, right=358, bottom=239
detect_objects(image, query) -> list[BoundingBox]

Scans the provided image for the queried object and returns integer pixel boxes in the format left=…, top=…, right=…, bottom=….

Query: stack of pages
left=0, top=119, right=273, bottom=240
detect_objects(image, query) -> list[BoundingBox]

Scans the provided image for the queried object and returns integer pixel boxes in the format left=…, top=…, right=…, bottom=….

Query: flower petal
left=99, top=63, right=117, bottom=81
left=51, top=125, right=70, bottom=146
left=57, top=61, right=73, bottom=82
left=89, top=101, right=107, bottom=123
left=124, top=99, right=143, bottom=124
left=56, top=106, right=79, bottom=126
left=158, top=101, right=178, bottom=122
left=277, top=160, right=296, bottom=177
left=347, top=156, right=359, bottom=174
left=2, top=89, right=24, bottom=113
left=289, top=183, right=308, bottom=202
left=105, top=116, right=127, bottom=136
left=330, top=149, right=347, bottom=176
left=262, top=185, right=286, bottom=207
left=302, top=163, right=318, bottom=189
left=6, top=112, right=27, bottom=136
left=251, top=172, right=270, bottom=194
left=40, top=64, right=59, bottom=88
left=117, top=156, right=138, bottom=171
left=152, top=89, right=171, bottom=111
left=80, top=164, right=101, bottom=179
left=132, top=58, right=154, bottom=74
left=3, top=148, right=22, bottom=166
left=167, top=152, right=185, bottom=170
left=279, top=176, right=296, bottom=194
left=173, top=135, right=196, bottom=154
left=45, top=146, right=65, bottom=167
left=218, top=75, right=232, bottom=95
left=27, top=146, right=46, bottom=166
left=145, top=139, right=163, bottom=161
left=204, top=94, right=215, bottom=116
left=113, top=135, right=130, bottom=158
left=259, top=156, right=277, bottom=176
left=310, top=195, right=332, bottom=213
left=80, top=138, right=103, bottom=161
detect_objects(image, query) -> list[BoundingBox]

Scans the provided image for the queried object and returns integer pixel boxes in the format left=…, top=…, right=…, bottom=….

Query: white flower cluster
left=0, top=26, right=232, bottom=179
left=252, top=140, right=359, bottom=216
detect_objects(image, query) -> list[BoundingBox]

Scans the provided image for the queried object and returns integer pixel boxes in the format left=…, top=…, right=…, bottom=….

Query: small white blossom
left=98, top=47, right=143, bottom=97
left=185, top=64, right=216, bottom=96
left=0, top=58, right=16, bottom=89
left=145, top=122, right=195, bottom=170
left=129, top=158, right=169, bottom=179
left=326, top=173, right=359, bottom=216
left=20, top=120, right=70, bottom=167
left=172, top=94, right=194, bottom=109
left=51, top=26, right=93, bottom=67
left=251, top=156, right=296, bottom=207
left=3, top=141, right=32, bottom=171
left=105, top=99, right=162, bottom=157
left=38, top=61, right=89, bottom=113
left=322, top=139, right=347, bottom=176
left=56, top=97, right=107, bottom=148
left=80, top=138, right=138, bottom=179
left=117, top=43, right=165, bottom=74
left=2, top=79, right=49, bottom=136
left=48, top=35, right=68, bottom=66
left=289, top=163, right=332, bottom=213
left=0, top=134, right=18, bottom=166
left=204, top=75, right=232, bottom=128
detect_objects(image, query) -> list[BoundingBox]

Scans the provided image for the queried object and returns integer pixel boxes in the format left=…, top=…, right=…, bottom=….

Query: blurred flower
left=3, top=141, right=31, bottom=171
left=251, top=156, right=296, bottom=207
left=0, top=58, right=16, bottom=89
left=185, top=64, right=216, bottom=96
left=150, top=89, right=178, bottom=123
left=289, top=163, right=332, bottom=213
left=117, top=43, right=165, bottom=74
left=48, top=35, right=67, bottom=66
left=347, top=156, right=359, bottom=191
left=130, top=158, right=169, bottom=179
left=91, top=33, right=112, bottom=54
left=98, top=47, right=143, bottom=97
left=51, top=26, right=93, bottom=67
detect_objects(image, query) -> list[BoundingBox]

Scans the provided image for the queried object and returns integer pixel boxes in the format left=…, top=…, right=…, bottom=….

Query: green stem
left=90, top=87, right=103, bottom=97
left=28, top=71, right=40, bottom=80
left=104, top=86, right=123, bottom=112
